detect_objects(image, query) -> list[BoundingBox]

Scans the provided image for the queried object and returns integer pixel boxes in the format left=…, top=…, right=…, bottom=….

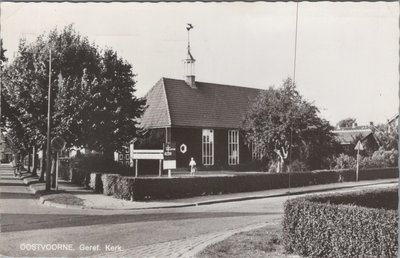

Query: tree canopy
left=373, top=123, right=398, bottom=151
left=241, top=78, right=339, bottom=171
left=2, top=25, right=146, bottom=158
left=337, top=118, right=356, bottom=128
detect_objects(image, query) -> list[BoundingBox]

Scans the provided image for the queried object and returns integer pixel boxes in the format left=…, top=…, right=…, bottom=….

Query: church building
left=136, top=25, right=264, bottom=170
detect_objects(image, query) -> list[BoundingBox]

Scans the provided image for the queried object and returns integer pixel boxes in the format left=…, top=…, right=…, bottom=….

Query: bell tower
left=184, top=23, right=196, bottom=88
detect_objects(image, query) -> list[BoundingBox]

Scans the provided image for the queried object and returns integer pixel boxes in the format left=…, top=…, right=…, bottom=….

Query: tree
left=1, top=38, right=8, bottom=129
left=72, top=48, right=145, bottom=158
left=2, top=25, right=145, bottom=180
left=373, top=123, right=398, bottom=151
left=241, top=78, right=338, bottom=172
left=337, top=118, right=356, bottom=128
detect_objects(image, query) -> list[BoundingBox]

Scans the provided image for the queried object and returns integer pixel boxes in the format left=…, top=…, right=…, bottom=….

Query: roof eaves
left=161, top=77, right=172, bottom=126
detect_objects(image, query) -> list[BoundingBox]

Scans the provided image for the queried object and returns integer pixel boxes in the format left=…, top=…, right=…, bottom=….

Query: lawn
left=197, top=222, right=298, bottom=258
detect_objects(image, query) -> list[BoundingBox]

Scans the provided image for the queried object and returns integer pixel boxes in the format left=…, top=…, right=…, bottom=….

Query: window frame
left=228, top=130, right=240, bottom=165
left=202, top=129, right=214, bottom=165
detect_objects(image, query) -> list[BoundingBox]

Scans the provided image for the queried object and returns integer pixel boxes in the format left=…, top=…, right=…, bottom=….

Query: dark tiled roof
left=140, top=78, right=171, bottom=128
left=141, top=77, right=261, bottom=129
left=332, top=127, right=372, bottom=145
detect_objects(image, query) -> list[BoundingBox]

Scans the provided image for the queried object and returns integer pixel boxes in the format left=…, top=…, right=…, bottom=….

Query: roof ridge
left=162, top=77, right=263, bottom=91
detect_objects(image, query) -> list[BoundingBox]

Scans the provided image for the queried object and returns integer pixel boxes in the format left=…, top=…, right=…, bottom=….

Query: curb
left=21, top=176, right=397, bottom=211
left=179, top=222, right=271, bottom=258
left=23, top=177, right=86, bottom=210
left=195, top=180, right=398, bottom=206
left=39, top=196, right=86, bottom=209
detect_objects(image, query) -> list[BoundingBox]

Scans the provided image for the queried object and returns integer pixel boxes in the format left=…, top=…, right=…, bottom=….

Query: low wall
left=91, top=167, right=398, bottom=201
left=282, top=187, right=398, bottom=257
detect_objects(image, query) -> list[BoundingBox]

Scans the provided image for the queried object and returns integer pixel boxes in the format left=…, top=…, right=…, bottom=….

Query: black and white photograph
left=0, top=1, right=398, bottom=257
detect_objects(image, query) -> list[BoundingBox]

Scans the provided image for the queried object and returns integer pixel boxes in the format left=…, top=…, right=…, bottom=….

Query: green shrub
left=311, top=187, right=398, bottom=210
left=70, top=153, right=135, bottom=186
left=289, top=160, right=310, bottom=172
left=360, top=148, right=398, bottom=169
left=283, top=188, right=398, bottom=257
left=333, top=153, right=357, bottom=169
left=101, top=174, right=119, bottom=196
left=234, top=160, right=268, bottom=172
left=333, top=148, right=399, bottom=170
left=98, top=167, right=397, bottom=201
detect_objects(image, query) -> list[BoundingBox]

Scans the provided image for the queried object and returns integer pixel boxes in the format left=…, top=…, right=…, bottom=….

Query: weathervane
left=184, top=23, right=196, bottom=88
left=186, top=23, right=195, bottom=62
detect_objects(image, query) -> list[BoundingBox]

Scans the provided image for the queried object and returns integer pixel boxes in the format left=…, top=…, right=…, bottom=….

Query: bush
left=333, top=153, right=357, bottom=169
left=360, top=148, right=398, bottom=169
left=289, top=160, right=309, bottom=172
left=332, top=148, right=399, bottom=170
left=70, top=153, right=135, bottom=186
left=283, top=188, right=398, bottom=257
left=234, top=160, right=268, bottom=172
left=98, top=167, right=398, bottom=201
left=101, top=174, right=119, bottom=196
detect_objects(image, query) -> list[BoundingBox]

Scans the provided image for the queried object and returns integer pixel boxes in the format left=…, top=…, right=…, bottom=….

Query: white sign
left=354, top=141, right=364, bottom=151
left=180, top=144, right=187, bottom=154
left=163, top=160, right=176, bottom=170
left=132, top=150, right=163, bottom=160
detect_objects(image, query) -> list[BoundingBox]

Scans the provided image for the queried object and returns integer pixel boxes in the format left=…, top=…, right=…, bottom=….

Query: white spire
left=184, top=23, right=196, bottom=88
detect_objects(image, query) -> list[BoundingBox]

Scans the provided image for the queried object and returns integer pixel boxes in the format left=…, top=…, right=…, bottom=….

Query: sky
left=1, top=2, right=398, bottom=126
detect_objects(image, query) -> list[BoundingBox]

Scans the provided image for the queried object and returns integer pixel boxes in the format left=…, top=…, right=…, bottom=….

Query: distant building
left=332, top=123, right=379, bottom=154
left=0, top=132, right=13, bottom=162
left=387, top=113, right=398, bottom=133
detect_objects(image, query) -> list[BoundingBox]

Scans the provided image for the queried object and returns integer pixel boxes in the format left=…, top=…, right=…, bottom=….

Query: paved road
left=0, top=164, right=396, bottom=257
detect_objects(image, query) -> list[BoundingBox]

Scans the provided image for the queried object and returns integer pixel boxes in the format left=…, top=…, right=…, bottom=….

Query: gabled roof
left=332, top=126, right=373, bottom=145
left=388, top=113, right=399, bottom=125
left=140, top=77, right=261, bottom=129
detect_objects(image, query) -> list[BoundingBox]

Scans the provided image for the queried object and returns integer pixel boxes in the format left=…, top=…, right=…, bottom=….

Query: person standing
left=189, top=157, right=196, bottom=176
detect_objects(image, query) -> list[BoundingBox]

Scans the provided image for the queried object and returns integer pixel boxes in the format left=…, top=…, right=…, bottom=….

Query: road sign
left=132, top=150, right=163, bottom=160
left=51, top=136, right=66, bottom=152
left=163, top=142, right=176, bottom=173
left=163, top=160, right=176, bottom=170
left=163, top=142, right=176, bottom=161
left=354, top=140, right=364, bottom=182
left=354, top=141, right=364, bottom=151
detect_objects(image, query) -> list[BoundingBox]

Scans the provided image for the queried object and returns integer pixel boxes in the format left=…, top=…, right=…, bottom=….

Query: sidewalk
left=21, top=173, right=398, bottom=210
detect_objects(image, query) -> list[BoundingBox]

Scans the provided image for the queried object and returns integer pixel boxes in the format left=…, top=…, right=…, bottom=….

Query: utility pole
left=45, top=48, right=52, bottom=191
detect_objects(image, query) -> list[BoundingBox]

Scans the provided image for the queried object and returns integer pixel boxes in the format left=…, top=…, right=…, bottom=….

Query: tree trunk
left=27, top=148, right=31, bottom=173
left=32, top=146, right=38, bottom=176
left=39, top=143, right=46, bottom=182
left=51, top=152, right=57, bottom=188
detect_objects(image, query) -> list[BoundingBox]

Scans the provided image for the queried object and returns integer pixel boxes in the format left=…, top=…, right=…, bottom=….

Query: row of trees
left=1, top=25, right=145, bottom=185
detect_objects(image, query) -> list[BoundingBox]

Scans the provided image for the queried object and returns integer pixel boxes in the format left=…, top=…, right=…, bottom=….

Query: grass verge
left=42, top=193, right=85, bottom=206
left=197, top=223, right=296, bottom=258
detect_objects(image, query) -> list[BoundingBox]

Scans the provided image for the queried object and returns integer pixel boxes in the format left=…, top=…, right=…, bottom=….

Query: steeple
left=184, top=23, right=196, bottom=88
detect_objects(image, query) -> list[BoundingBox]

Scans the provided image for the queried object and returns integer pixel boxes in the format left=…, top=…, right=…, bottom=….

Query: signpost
left=163, top=142, right=176, bottom=178
left=354, top=140, right=364, bottom=182
left=132, top=150, right=163, bottom=177
left=51, top=136, right=66, bottom=191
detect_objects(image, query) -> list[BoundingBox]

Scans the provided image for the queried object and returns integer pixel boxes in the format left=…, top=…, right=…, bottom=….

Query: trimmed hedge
left=282, top=188, right=398, bottom=257
left=97, top=167, right=398, bottom=201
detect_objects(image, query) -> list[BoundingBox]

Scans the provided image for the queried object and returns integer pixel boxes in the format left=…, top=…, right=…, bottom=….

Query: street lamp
left=45, top=47, right=52, bottom=191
